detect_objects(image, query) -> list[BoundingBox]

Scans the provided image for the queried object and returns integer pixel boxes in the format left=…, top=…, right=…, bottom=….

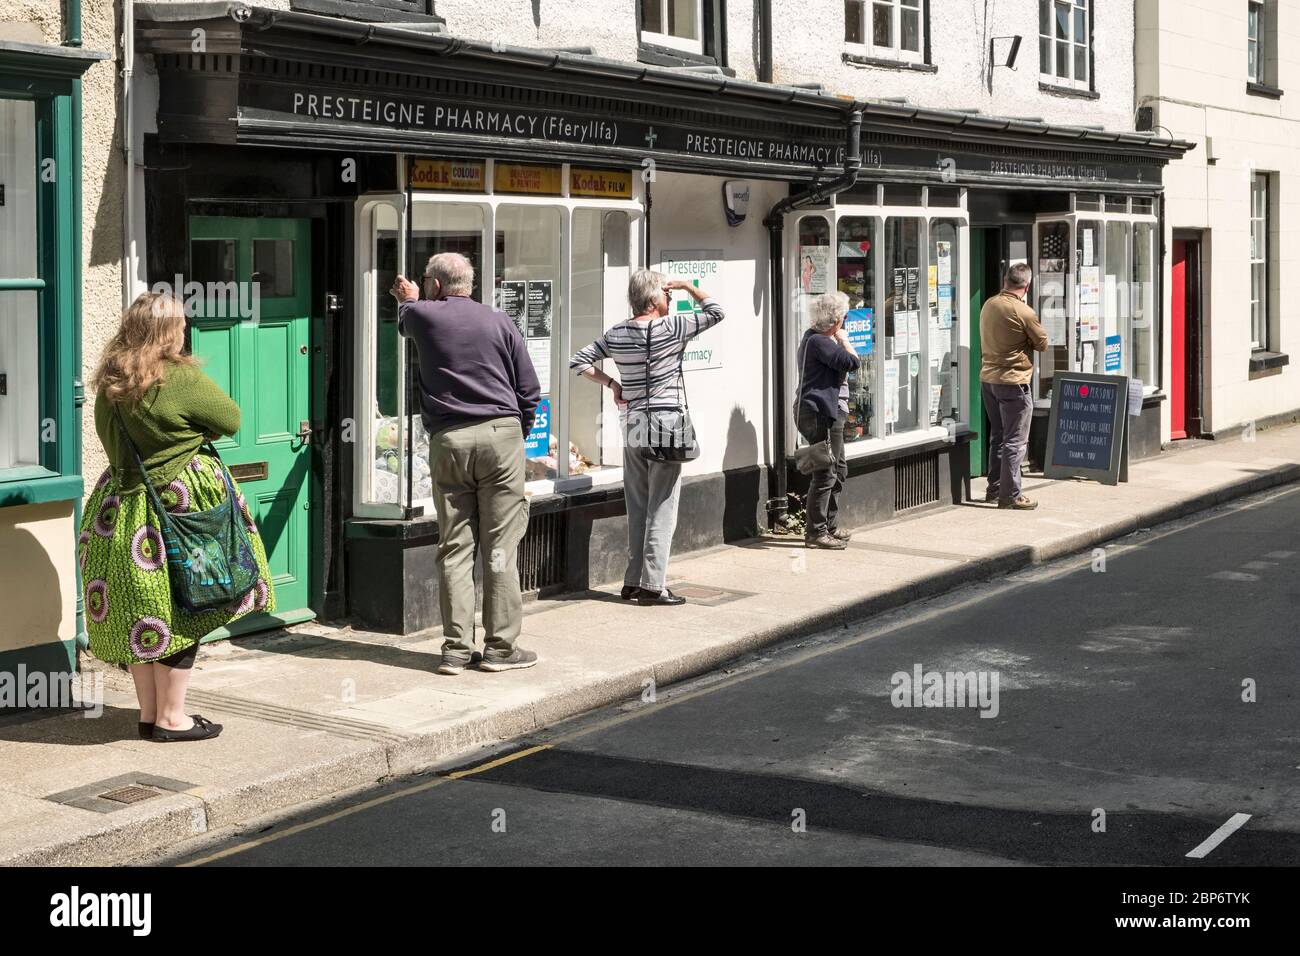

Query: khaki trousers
left=428, top=417, right=529, bottom=663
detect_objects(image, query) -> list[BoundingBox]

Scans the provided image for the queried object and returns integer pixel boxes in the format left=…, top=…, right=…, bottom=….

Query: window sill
left=1248, top=349, right=1289, bottom=374
left=1038, top=81, right=1100, bottom=100
left=637, top=42, right=721, bottom=70
left=0, top=472, right=83, bottom=508
left=843, top=53, right=937, bottom=73
left=1246, top=81, right=1284, bottom=99
left=289, top=0, right=447, bottom=25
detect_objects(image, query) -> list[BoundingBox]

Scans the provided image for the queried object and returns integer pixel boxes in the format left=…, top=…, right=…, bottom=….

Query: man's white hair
left=809, top=290, right=850, bottom=333
left=425, top=252, right=475, bottom=296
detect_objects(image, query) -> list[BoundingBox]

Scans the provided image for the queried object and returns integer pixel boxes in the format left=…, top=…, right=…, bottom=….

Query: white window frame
left=1250, top=172, right=1269, bottom=350
left=1039, top=0, right=1090, bottom=91
left=1247, top=0, right=1264, bottom=83
left=784, top=188, right=970, bottom=462
left=845, top=0, right=926, bottom=65
left=352, top=161, right=645, bottom=517
left=640, top=0, right=705, bottom=57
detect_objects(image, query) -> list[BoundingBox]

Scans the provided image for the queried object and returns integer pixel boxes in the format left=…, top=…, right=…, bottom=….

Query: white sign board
left=659, top=249, right=724, bottom=371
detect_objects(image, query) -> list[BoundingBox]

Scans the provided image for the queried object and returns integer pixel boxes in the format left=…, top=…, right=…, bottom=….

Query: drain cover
left=98, top=785, right=161, bottom=805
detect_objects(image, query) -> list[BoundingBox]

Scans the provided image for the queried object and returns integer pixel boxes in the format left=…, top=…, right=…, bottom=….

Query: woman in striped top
left=570, top=268, right=724, bottom=606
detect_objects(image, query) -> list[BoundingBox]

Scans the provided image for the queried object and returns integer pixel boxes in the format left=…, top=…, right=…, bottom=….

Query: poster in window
left=938, top=283, right=953, bottom=329
left=906, top=311, right=921, bottom=354
left=845, top=308, right=874, bottom=356
left=906, top=267, right=920, bottom=309
left=799, top=245, right=830, bottom=294
left=498, top=280, right=527, bottom=335
left=884, top=360, right=900, bottom=424
left=527, top=338, right=552, bottom=394
left=892, top=267, right=906, bottom=305
left=526, top=280, right=553, bottom=338
left=524, top=398, right=551, bottom=459
left=1038, top=272, right=1067, bottom=346
left=936, top=241, right=952, bottom=284
left=893, top=317, right=909, bottom=355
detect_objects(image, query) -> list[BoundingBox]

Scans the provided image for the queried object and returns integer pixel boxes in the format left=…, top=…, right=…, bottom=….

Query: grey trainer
left=478, top=647, right=539, bottom=672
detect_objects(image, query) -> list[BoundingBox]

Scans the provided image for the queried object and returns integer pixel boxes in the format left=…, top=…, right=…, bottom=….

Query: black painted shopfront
left=136, top=4, right=1192, bottom=634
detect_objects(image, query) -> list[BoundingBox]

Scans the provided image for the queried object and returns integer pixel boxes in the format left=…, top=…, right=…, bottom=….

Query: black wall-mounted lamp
left=987, top=35, right=1023, bottom=91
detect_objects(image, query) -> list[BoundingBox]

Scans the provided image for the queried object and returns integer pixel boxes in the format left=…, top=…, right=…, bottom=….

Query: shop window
left=927, top=186, right=961, bottom=207
left=1039, top=0, right=1090, bottom=90
left=928, top=219, right=960, bottom=425
left=1250, top=172, right=1271, bottom=350
left=1104, top=195, right=1128, bottom=213
left=1132, top=222, right=1157, bottom=390
left=846, top=0, right=926, bottom=63
left=884, top=217, right=924, bottom=436
left=883, top=183, right=924, bottom=206
left=569, top=209, right=631, bottom=474
left=640, top=0, right=704, bottom=56
left=1103, top=220, right=1130, bottom=377
left=0, top=99, right=40, bottom=474
left=1130, top=196, right=1154, bottom=215
left=1033, top=221, right=1069, bottom=401
left=1074, top=193, right=1101, bottom=212
left=836, top=217, right=877, bottom=442
left=793, top=214, right=832, bottom=445
left=1075, top=219, right=1102, bottom=373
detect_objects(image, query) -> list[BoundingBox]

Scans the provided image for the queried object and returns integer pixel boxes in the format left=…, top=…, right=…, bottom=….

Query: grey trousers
left=428, top=417, right=530, bottom=664
left=621, top=427, right=683, bottom=593
left=796, top=407, right=847, bottom=539
left=981, top=382, right=1034, bottom=500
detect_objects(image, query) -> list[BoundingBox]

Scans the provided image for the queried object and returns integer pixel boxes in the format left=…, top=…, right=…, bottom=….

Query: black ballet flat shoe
left=620, top=585, right=639, bottom=601
left=151, top=714, right=223, bottom=743
left=137, top=722, right=154, bottom=740
left=635, top=587, right=687, bottom=606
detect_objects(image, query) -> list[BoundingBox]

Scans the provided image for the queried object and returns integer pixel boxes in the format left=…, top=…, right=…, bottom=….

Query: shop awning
left=134, top=2, right=1192, bottom=188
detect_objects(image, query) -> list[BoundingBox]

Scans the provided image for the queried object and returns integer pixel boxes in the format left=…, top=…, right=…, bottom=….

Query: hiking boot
left=436, top=651, right=483, bottom=676
left=478, top=648, right=540, bottom=672
left=998, top=495, right=1038, bottom=511
left=805, top=534, right=848, bottom=550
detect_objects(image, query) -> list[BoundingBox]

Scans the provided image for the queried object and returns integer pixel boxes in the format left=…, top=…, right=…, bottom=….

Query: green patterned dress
left=79, top=365, right=275, bottom=665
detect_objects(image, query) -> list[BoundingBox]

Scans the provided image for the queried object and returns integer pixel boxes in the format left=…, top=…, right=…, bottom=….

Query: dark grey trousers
left=797, top=408, right=847, bottom=538
left=981, top=382, right=1034, bottom=500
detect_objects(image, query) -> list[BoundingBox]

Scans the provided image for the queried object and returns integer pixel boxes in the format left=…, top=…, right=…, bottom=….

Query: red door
left=1170, top=240, right=1187, bottom=440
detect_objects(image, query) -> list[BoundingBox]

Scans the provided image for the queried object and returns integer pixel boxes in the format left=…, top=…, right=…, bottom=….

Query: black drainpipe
left=758, top=0, right=773, bottom=83
left=762, top=108, right=863, bottom=530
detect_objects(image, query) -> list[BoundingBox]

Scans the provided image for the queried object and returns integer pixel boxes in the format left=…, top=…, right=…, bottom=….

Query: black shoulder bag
left=112, top=403, right=259, bottom=613
left=637, top=317, right=700, bottom=463
left=792, top=334, right=835, bottom=475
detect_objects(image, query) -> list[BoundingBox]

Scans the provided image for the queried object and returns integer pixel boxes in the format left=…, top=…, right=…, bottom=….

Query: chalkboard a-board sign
left=1044, top=373, right=1128, bottom=486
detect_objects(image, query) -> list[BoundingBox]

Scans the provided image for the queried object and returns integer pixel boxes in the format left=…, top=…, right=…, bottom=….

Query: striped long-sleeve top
left=568, top=298, right=725, bottom=412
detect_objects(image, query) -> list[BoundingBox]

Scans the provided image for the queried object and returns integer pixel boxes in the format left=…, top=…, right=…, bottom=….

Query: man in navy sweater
left=392, top=253, right=541, bottom=675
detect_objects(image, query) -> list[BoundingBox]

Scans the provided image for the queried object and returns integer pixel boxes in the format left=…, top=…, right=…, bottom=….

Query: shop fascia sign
left=855, top=140, right=1155, bottom=186
left=238, top=80, right=847, bottom=172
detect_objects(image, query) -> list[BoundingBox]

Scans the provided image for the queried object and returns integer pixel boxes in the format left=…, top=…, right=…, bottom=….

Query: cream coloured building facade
left=1137, top=0, right=1300, bottom=437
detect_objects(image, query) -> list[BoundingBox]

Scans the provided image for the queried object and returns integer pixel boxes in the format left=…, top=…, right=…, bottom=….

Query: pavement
left=3, top=423, right=1300, bottom=866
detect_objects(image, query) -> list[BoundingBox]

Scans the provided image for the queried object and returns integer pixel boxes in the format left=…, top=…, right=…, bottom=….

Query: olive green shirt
left=95, top=363, right=240, bottom=492
left=979, top=290, right=1049, bottom=386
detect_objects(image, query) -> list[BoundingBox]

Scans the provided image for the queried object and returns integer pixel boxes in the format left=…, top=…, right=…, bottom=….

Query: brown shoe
left=805, top=534, right=848, bottom=550
left=997, top=495, right=1038, bottom=511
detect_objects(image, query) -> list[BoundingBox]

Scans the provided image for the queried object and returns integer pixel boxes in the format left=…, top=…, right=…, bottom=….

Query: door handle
left=297, top=420, right=312, bottom=445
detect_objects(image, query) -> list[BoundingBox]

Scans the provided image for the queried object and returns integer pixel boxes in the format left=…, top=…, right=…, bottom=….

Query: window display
left=929, top=219, right=960, bottom=425
left=1132, top=222, right=1156, bottom=389
left=836, top=217, right=876, bottom=441
left=354, top=161, right=642, bottom=516
left=884, top=217, right=924, bottom=436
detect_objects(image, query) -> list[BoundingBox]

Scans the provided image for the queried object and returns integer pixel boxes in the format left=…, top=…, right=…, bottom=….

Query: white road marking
left=1242, top=561, right=1276, bottom=570
left=1264, top=550, right=1296, bottom=559
left=1186, top=813, right=1252, bottom=859
left=1209, top=571, right=1260, bottom=581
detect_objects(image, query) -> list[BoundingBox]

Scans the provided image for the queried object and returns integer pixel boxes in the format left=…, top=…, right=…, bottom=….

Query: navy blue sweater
left=398, top=296, right=542, bottom=435
left=795, top=330, right=861, bottom=420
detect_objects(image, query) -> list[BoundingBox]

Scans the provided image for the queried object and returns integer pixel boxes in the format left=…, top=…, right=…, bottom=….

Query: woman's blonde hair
left=92, top=292, right=195, bottom=406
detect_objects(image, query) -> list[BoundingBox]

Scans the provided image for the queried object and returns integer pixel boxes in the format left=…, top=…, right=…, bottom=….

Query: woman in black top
left=795, top=291, right=861, bottom=549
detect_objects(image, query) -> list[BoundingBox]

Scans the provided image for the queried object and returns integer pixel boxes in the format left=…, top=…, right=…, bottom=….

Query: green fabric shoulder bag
left=112, top=403, right=259, bottom=613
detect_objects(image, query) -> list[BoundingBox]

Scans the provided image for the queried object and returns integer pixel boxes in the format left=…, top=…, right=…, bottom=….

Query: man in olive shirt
left=979, top=263, right=1048, bottom=510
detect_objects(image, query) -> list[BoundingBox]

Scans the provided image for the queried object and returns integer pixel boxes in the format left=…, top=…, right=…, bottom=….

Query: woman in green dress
left=81, top=292, right=275, bottom=742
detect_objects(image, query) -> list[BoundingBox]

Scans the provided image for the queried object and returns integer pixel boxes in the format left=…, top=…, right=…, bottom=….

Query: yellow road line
left=446, top=744, right=552, bottom=779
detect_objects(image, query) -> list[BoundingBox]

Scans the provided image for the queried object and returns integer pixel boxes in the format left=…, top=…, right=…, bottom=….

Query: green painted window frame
left=0, top=69, right=84, bottom=507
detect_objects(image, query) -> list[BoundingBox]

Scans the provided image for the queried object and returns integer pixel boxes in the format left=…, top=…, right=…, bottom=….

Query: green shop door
left=188, top=216, right=316, bottom=636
